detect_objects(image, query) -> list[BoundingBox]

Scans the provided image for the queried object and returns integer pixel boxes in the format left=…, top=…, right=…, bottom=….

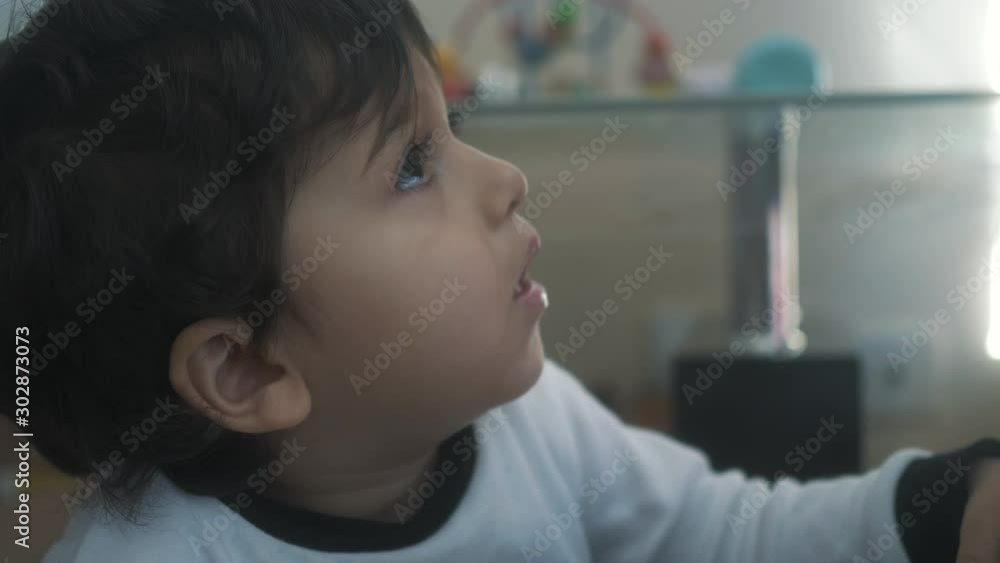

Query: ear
left=168, top=318, right=311, bottom=433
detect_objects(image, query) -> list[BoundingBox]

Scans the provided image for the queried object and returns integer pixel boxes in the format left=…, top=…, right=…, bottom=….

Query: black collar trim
left=217, top=424, right=478, bottom=553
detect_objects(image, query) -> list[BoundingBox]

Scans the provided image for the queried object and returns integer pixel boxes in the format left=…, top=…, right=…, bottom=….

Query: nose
left=476, top=150, right=529, bottom=228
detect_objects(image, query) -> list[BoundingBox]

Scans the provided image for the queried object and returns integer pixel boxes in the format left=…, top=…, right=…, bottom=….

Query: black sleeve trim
left=895, top=438, right=1000, bottom=562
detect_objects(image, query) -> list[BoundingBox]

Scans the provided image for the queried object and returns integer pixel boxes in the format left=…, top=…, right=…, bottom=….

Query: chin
left=496, top=325, right=546, bottom=404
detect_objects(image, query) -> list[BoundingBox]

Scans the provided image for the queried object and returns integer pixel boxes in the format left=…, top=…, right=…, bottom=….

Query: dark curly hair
left=0, top=0, right=434, bottom=520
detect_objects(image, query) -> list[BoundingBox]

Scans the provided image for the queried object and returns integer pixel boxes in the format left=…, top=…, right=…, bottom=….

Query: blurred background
left=411, top=0, right=1000, bottom=463
left=5, top=0, right=1000, bottom=560
left=419, top=0, right=1000, bottom=95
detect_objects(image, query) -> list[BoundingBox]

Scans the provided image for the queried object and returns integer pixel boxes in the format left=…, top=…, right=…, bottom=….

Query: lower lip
left=515, top=278, right=548, bottom=310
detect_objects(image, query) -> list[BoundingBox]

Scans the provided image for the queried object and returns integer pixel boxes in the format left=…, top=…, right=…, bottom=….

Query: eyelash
left=392, top=136, right=436, bottom=196
left=390, top=114, right=463, bottom=197
left=447, top=108, right=464, bottom=135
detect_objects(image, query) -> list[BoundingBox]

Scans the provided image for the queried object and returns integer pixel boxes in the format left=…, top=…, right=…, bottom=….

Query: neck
left=261, top=435, right=443, bottom=523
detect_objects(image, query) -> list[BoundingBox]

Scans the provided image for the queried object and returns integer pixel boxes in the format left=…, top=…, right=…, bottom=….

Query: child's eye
left=393, top=139, right=434, bottom=194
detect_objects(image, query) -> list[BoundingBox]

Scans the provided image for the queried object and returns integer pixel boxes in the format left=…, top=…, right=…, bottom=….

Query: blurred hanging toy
left=508, top=3, right=576, bottom=64
left=638, top=30, right=674, bottom=95
left=434, top=44, right=468, bottom=101
left=445, top=0, right=676, bottom=100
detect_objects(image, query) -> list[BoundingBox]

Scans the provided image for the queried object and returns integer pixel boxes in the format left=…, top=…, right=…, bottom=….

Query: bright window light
left=989, top=0, right=1000, bottom=93
left=987, top=240, right=1000, bottom=359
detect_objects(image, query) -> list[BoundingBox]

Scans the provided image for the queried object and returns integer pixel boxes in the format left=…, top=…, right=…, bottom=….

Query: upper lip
left=516, top=227, right=542, bottom=285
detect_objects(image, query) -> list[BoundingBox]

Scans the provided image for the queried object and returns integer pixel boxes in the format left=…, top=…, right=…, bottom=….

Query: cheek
left=289, top=232, right=509, bottom=372
left=404, top=259, right=508, bottom=370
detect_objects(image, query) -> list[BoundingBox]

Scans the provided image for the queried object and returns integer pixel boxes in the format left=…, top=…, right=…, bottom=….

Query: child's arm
left=536, top=359, right=996, bottom=563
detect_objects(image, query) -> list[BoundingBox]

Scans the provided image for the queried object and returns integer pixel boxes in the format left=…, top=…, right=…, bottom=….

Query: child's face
left=273, top=52, right=546, bottom=438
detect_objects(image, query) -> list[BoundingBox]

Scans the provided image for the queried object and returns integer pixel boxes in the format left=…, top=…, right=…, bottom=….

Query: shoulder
left=493, top=358, right=630, bottom=470
left=499, top=357, right=717, bottom=479
left=42, top=474, right=232, bottom=563
left=515, top=357, right=599, bottom=414
left=511, top=357, right=631, bottom=435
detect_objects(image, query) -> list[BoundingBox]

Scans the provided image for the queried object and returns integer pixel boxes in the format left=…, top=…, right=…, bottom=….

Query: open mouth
left=512, top=233, right=542, bottom=301
left=514, top=267, right=531, bottom=298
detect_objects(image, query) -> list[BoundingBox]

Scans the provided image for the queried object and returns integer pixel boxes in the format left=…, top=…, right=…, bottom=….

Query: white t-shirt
left=42, top=358, right=925, bottom=563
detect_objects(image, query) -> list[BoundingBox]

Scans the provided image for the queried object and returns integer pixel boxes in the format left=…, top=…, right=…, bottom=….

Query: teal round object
left=733, top=35, right=819, bottom=93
